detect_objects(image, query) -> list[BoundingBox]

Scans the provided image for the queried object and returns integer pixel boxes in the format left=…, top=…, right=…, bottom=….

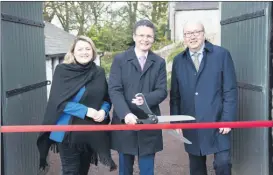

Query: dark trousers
left=189, top=150, right=231, bottom=175
left=119, top=153, right=155, bottom=175
left=58, top=143, right=91, bottom=175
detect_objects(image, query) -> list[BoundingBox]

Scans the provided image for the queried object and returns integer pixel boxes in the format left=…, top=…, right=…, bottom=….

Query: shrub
left=166, top=43, right=185, bottom=90
left=100, top=51, right=122, bottom=78
left=167, top=45, right=185, bottom=63
left=152, top=39, right=173, bottom=51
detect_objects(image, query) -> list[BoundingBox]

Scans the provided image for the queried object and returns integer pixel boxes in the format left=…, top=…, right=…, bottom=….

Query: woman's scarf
left=36, top=61, right=116, bottom=171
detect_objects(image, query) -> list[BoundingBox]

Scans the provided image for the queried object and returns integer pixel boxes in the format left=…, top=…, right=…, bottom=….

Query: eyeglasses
left=135, top=34, right=154, bottom=40
left=184, top=30, right=204, bottom=38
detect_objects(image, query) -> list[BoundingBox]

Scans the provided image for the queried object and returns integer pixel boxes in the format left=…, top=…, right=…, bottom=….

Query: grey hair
left=183, top=20, right=205, bottom=33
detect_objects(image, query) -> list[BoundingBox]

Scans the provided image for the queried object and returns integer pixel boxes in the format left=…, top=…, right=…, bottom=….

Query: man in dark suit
left=170, top=21, right=238, bottom=175
left=108, top=19, right=167, bottom=175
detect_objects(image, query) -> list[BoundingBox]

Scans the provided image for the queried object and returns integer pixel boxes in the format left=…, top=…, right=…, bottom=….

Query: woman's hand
left=93, top=109, right=105, bottom=122
left=86, top=108, right=98, bottom=119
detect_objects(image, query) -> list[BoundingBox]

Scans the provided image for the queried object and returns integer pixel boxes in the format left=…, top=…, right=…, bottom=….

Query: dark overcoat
left=170, top=41, right=238, bottom=156
left=108, top=47, right=167, bottom=156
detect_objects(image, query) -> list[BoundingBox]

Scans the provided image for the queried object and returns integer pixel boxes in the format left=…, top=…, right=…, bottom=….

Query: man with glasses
left=170, top=21, right=237, bottom=175
left=108, top=19, right=167, bottom=175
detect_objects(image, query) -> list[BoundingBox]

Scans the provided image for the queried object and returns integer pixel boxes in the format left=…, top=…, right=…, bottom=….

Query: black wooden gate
left=221, top=2, right=272, bottom=175
left=1, top=2, right=47, bottom=175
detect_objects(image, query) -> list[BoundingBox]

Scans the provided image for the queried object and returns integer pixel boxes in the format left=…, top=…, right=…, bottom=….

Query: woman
left=37, top=36, right=116, bottom=174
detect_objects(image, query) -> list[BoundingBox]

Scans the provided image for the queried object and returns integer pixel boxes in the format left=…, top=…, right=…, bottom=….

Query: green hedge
left=100, top=51, right=122, bottom=78
left=166, top=44, right=185, bottom=90
left=152, top=39, right=173, bottom=51
left=167, top=46, right=185, bottom=63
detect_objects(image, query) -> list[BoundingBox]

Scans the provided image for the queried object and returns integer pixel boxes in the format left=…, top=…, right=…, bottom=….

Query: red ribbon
left=1, top=120, right=272, bottom=133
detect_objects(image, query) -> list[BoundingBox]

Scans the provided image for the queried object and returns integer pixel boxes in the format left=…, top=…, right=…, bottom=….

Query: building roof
left=174, top=2, right=219, bottom=11
left=44, top=21, right=76, bottom=56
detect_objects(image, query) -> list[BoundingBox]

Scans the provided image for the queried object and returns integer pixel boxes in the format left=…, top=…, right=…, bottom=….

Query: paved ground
left=46, top=95, right=215, bottom=175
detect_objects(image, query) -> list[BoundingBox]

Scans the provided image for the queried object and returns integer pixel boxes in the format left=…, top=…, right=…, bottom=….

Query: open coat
left=170, top=41, right=238, bottom=156
left=108, top=47, right=167, bottom=156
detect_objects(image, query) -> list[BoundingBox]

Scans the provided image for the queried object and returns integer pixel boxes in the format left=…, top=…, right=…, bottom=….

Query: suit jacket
left=170, top=40, right=238, bottom=156
left=108, top=47, right=167, bottom=156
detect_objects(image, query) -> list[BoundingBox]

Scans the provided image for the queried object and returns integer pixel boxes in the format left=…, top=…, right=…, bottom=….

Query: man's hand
left=124, top=113, right=138, bottom=125
left=93, top=109, right=105, bottom=122
left=219, top=128, right=231, bottom=134
left=86, top=108, right=98, bottom=119
left=132, top=95, right=144, bottom=106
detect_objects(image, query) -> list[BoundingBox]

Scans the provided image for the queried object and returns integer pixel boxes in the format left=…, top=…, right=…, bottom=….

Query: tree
left=43, top=1, right=171, bottom=52
left=54, top=2, right=72, bottom=32
left=151, top=2, right=168, bottom=25
left=43, top=2, right=55, bottom=22
left=43, top=1, right=73, bottom=32
left=88, top=2, right=110, bottom=26
left=87, top=22, right=129, bottom=52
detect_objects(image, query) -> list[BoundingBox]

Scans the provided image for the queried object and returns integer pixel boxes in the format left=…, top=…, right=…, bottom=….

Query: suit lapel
left=141, top=59, right=153, bottom=75
left=127, top=47, right=142, bottom=72
left=197, top=40, right=213, bottom=76
left=186, top=51, right=197, bottom=72
left=127, top=48, right=156, bottom=74
left=132, top=59, right=142, bottom=72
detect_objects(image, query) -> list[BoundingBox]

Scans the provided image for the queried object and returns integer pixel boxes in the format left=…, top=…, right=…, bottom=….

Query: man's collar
left=189, top=43, right=205, bottom=56
left=134, top=47, right=148, bottom=59
left=182, top=40, right=213, bottom=56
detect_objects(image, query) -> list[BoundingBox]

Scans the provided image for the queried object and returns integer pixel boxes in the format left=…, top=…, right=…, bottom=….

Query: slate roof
left=174, top=2, right=219, bottom=11
left=44, top=21, right=76, bottom=56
